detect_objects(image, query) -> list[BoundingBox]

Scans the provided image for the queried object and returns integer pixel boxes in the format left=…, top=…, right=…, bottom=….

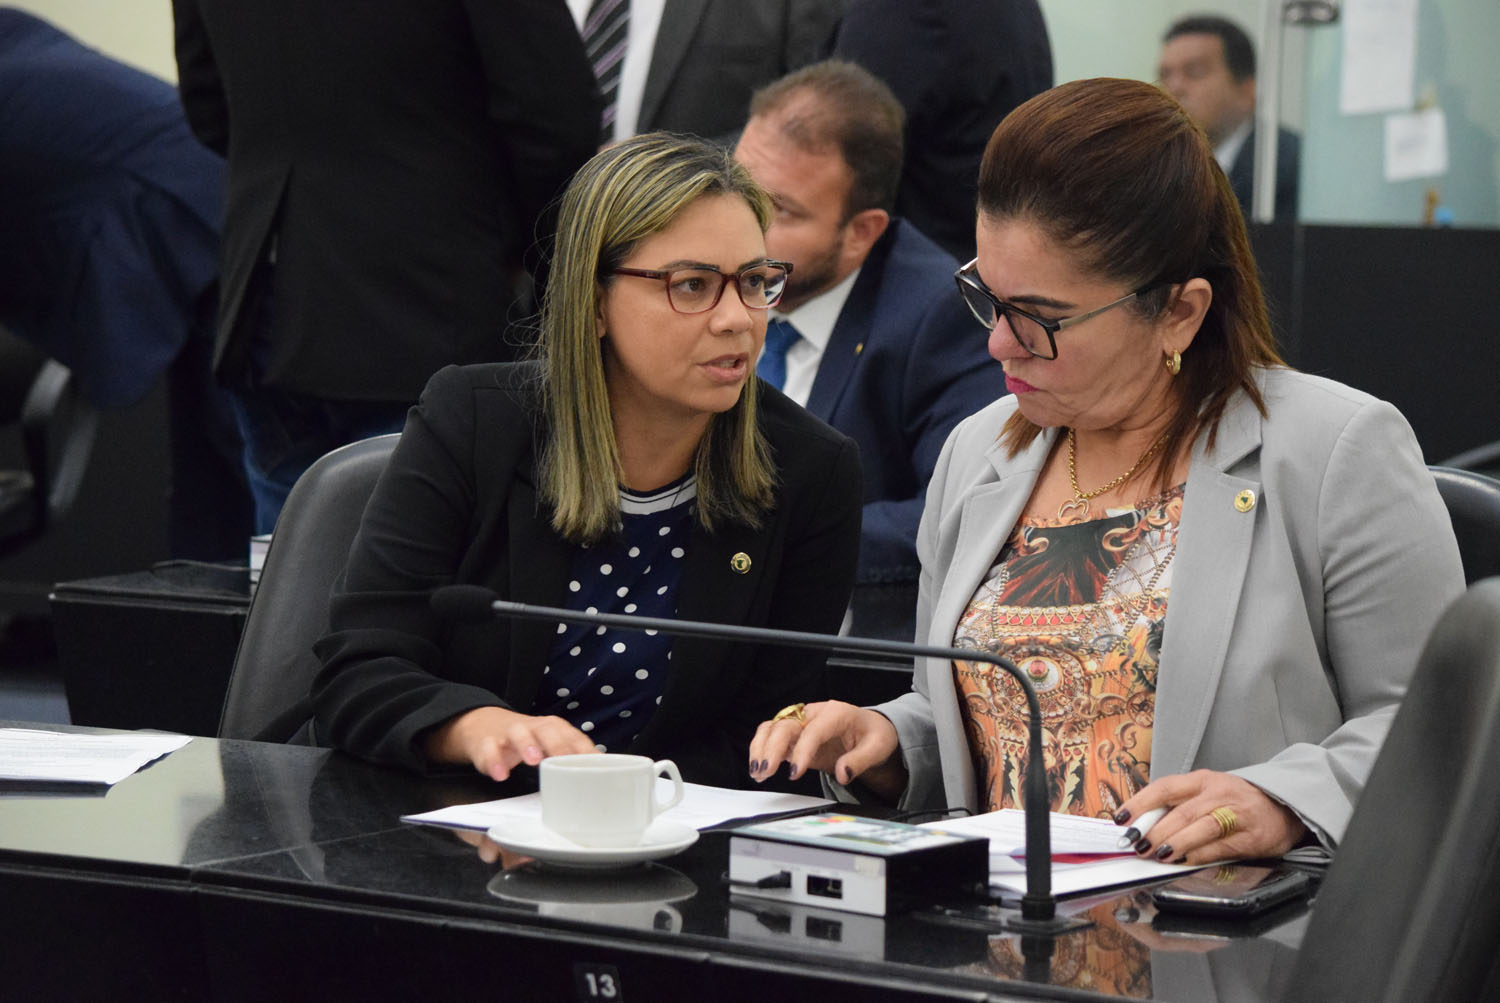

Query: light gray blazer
left=874, top=368, right=1464, bottom=846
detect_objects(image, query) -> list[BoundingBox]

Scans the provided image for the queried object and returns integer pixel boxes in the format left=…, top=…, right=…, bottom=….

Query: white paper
left=1384, top=107, right=1448, bottom=182
left=919, top=808, right=1135, bottom=858
left=919, top=808, right=1202, bottom=898
left=0, top=728, right=191, bottom=786
left=402, top=779, right=832, bottom=832
left=1339, top=0, right=1419, bottom=115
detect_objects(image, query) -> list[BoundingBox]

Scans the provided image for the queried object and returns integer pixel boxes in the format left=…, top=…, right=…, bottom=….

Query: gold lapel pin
left=1234, top=489, right=1257, bottom=513
left=730, top=552, right=752, bottom=574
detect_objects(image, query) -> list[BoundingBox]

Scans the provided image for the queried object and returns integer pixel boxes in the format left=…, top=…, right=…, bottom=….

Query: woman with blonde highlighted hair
left=312, top=133, right=861, bottom=788
left=753, top=78, right=1462, bottom=865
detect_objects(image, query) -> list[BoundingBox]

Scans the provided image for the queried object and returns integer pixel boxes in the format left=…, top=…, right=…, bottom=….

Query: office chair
left=0, top=327, right=97, bottom=557
left=1429, top=465, right=1500, bottom=585
left=1286, top=577, right=1500, bottom=1002
left=1438, top=439, right=1500, bottom=480
left=217, top=433, right=399, bottom=741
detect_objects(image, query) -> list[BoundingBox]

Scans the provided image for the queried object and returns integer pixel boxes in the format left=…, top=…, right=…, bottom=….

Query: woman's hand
left=422, top=706, right=599, bottom=782
left=747, top=700, right=907, bottom=800
left=1114, top=770, right=1307, bottom=865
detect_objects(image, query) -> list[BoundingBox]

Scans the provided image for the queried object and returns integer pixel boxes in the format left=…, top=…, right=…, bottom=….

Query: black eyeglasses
left=954, top=258, right=1153, bottom=360
left=611, top=260, right=793, bottom=314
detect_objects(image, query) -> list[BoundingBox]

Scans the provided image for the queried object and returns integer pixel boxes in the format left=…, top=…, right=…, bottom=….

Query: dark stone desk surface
left=0, top=726, right=1304, bottom=1001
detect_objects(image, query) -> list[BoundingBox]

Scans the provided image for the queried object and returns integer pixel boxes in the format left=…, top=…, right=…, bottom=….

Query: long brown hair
left=541, top=133, right=776, bottom=543
left=977, top=77, right=1284, bottom=486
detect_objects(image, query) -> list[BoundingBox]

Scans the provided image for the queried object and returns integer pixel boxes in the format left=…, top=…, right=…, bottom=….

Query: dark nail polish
left=1154, top=844, right=1173, bottom=861
left=788, top=763, right=802, bottom=781
left=1122, top=827, right=1142, bottom=844
left=1134, top=839, right=1151, bottom=855
left=748, top=762, right=759, bottom=776
left=1113, top=808, right=1131, bottom=825
left=759, top=760, right=769, bottom=775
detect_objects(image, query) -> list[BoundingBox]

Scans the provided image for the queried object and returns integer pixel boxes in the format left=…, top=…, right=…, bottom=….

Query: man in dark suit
left=0, top=8, right=249, bottom=559
left=734, top=61, right=1005, bottom=584
left=833, top=0, right=1053, bottom=262
left=1159, top=14, right=1300, bottom=221
left=172, top=0, right=601, bottom=534
left=567, top=0, right=841, bottom=144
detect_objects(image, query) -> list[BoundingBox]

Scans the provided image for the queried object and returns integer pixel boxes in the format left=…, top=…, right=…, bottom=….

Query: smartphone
left=1150, top=863, right=1313, bottom=919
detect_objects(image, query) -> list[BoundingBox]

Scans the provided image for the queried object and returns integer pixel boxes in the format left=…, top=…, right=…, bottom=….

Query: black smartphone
left=1150, top=863, right=1313, bottom=919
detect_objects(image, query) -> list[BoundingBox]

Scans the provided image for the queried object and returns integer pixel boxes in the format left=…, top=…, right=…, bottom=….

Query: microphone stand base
left=1001, top=913, right=1093, bottom=936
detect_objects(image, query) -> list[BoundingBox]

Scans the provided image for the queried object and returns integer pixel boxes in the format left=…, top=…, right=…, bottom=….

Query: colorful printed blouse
left=952, top=485, right=1184, bottom=820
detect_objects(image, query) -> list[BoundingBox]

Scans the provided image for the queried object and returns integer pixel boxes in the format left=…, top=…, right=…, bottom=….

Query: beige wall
left=12, top=0, right=178, bottom=81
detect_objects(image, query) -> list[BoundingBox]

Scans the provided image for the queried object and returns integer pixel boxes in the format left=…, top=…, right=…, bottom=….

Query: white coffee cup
left=539, top=754, right=685, bottom=848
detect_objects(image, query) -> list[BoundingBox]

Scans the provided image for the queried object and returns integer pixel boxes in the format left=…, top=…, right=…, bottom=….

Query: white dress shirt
left=772, top=267, right=861, bottom=407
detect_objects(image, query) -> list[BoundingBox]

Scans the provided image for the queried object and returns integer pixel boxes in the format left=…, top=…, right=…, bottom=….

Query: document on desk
left=402, top=781, right=832, bottom=832
left=0, top=728, right=191, bottom=787
left=918, top=809, right=1200, bottom=898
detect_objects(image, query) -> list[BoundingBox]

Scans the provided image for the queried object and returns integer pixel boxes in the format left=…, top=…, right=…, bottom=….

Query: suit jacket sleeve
left=171, top=0, right=229, bottom=154
left=461, top=0, right=601, bottom=235
left=312, top=366, right=522, bottom=768
left=1224, top=395, right=1462, bottom=844
left=858, top=277, right=1003, bottom=582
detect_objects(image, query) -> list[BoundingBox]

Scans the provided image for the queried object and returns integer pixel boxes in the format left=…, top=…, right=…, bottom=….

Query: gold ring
left=1210, top=806, right=1238, bottom=839
left=772, top=703, right=806, bottom=724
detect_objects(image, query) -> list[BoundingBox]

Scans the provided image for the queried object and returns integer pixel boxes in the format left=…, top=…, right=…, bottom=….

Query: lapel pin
left=1234, top=489, right=1256, bottom=512
left=730, top=552, right=752, bottom=574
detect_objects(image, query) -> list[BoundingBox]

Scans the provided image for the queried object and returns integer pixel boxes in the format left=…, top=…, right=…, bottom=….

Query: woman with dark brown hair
left=751, top=78, right=1463, bottom=866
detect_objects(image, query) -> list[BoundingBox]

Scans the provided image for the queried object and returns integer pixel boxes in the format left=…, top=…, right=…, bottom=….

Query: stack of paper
left=0, top=728, right=191, bottom=789
left=402, top=781, right=832, bottom=831
left=919, top=809, right=1200, bottom=897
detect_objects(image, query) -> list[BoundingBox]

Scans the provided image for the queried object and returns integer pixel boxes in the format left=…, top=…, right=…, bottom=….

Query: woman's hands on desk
left=422, top=706, right=598, bottom=782
left=1116, top=770, right=1307, bottom=865
left=748, top=699, right=907, bottom=800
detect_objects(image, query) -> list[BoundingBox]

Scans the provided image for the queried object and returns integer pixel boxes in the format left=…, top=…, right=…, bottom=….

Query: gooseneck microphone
left=431, top=584, right=1080, bottom=933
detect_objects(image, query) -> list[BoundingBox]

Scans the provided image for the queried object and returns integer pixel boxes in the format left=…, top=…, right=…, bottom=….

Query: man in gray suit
left=565, top=0, right=842, bottom=144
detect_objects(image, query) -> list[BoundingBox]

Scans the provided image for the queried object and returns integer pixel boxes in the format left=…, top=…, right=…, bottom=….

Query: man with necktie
left=736, top=60, right=1004, bottom=584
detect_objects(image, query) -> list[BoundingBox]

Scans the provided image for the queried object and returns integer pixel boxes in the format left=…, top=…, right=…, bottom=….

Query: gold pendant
left=1057, top=496, right=1089, bottom=522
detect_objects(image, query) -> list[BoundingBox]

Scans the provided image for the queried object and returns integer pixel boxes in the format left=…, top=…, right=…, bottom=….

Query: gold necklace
left=1058, top=427, right=1166, bottom=522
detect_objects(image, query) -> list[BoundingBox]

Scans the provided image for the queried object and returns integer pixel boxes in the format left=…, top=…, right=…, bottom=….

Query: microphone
left=431, top=584, right=1084, bottom=933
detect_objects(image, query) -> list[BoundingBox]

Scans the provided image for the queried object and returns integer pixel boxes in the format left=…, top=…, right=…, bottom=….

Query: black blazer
left=638, top=0, right=842, bottom=141
left=312, top=363, right=862, bottom=788
left=805, top=220, right=1005, bottom=583
left=1226, top=126, right=1301, bottom=222
left=171, top=0, right=600, bottom=400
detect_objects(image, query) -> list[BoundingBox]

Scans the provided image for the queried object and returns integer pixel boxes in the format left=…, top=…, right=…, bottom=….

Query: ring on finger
left=1210, top=806, right=1238, bottom=839
left=772, top=702, right=807, bottom=723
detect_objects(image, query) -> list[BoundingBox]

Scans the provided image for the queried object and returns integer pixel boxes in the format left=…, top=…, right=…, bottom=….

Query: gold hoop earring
left=1166, top=350, right=1182, bottom=376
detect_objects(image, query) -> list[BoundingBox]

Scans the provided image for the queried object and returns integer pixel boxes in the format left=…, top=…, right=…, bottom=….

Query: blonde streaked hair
left=540, top=132, right=777, bottom=544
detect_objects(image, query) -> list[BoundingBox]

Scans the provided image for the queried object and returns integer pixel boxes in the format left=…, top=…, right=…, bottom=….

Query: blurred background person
left=0, top=7, right=248, bottom=560
left=567, top=0, right=842, bottom=146
left=1158, top=13, right=1300, bottom=221
left=307, top=135, right=861, bottom=790
left=735, top=60, right=1003, bottom=584
left=171, top=0, right=600, bottom=534
left=832, top=0, right=1053, bottom=262
left=751, top=78, right=1462, bottom=867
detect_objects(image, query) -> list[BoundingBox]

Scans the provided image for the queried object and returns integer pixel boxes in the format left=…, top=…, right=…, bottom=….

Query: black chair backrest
left=1438, top=439, right=1500, bottom=479
left=218, top=433, right=399, bottom=740
left=1286, top=577, right=1500, bottom=1002
left=0, top=325, right=97, bottom=555
left=1430, top=465, right=1500, bottom=585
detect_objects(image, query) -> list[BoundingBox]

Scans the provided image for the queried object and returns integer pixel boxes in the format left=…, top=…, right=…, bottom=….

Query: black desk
left=0, top=726, right=1305, bottom=1001
left=47, top=572, right=918, bottom=735
left=51, top=563, right=251, bottom=735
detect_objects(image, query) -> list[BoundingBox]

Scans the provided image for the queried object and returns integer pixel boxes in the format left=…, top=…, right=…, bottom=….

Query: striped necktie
left=583, top=0, right=630, bottom=146
left=757, top=319, right=801, bottom=390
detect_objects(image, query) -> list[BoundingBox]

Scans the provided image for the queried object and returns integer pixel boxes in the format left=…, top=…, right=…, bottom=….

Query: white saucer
left=485, top=816, right=699, bottom=870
